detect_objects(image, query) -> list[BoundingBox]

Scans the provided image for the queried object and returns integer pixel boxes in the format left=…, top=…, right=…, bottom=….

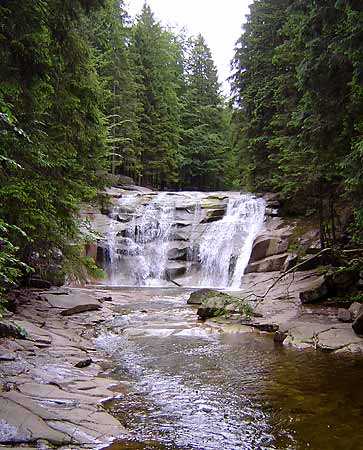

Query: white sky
left=126, top=0, right=252, bottom=94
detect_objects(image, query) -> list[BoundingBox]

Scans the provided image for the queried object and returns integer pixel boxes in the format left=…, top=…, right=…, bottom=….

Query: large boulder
left=249, top=236, right=288, bottom=263
left=191, top=290, right=251, bottom=321
left=187, top=289, right=228, bottom=305
left=246, top=253, right=289, bottom=273
left=299, top=277, right=328, bottom=304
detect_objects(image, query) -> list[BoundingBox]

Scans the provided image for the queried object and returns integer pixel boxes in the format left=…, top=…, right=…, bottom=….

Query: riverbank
left=0, top=287, right=130, bottom=449
left=192, top=270, right=363, bottom=355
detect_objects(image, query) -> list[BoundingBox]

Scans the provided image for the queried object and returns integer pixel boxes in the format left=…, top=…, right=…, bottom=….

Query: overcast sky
left=126, top=0, right=252, bottom=94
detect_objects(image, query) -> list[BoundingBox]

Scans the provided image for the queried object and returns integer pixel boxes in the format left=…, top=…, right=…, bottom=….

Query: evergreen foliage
left=231, top=0, right=363, bottom=244
left=0, top=0, right=233, bottom=294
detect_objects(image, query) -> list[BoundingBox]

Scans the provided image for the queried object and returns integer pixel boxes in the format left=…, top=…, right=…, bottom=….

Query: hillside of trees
left=231, top=0, right=363, bottom=247
left=1, top=0, right=363, bottom=300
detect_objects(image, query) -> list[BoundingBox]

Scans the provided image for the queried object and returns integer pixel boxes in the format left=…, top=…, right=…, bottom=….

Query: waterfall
left=198, top=195, right=265, bottom=288
left=102, top=191, right=265, bottom=288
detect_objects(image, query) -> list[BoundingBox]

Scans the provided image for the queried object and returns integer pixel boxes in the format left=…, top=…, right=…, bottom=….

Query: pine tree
left=180, top=34, right=228, bottom=190
left=131, top=4, right=182, bottom=188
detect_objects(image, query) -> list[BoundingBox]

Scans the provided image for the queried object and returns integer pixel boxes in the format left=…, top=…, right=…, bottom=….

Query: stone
left=265, top=207, right=279, bottom=217
left=352, top=305, right=363, bottom=335
left=296, top=255, right=323, bottom=271
left=167, top=247, right=188, bottom=261
left=206, top=194, right=228, bottom=201
left=299, top=277, right=328, bottom=304
left=349, top=302, right=361, bottom=320
left=283, top=322, right=333, bottom=349
left=45, top=292, right=101, bottom=309
left=0, top=321, right=25, bottom=339
left=282, top=253, right=298, bottom=272
left=0, top=352, right=16, bottom=362
left=165, top=263, right=187, bottom=280
left=246, top=253, right=289, bottom=273
left=196, top=292, right=246, bottom=321
left=0, top=397, right=70, bottom=444
left=118, top=175, right=135, bottom=186
left=326, top=270, right=357, bottom=293
left=23, top=278, right=51, bottom=289
left=316, top=326, right=363, bottom=352
left=187, top=289, right=227, bottom=305
left=74, top=358, right=93, bottom=368
left=249, top=236, right=289, bottom=263
left=60, top=303, right=102, bottom=316
left=337, top=308, right=352, bottom=323
left=274, top=330, right=288, bottom=343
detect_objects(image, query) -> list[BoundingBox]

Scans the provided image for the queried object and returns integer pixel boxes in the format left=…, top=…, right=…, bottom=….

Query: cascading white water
left=198, top=195, right=265, bottom=288
left=106, top=193, right=175, bottom=286
left=103, top=191, right=265, bottom=288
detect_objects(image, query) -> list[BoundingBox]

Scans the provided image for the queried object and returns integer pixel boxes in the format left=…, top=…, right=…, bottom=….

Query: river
left=94, top=287, right=363, bottom=450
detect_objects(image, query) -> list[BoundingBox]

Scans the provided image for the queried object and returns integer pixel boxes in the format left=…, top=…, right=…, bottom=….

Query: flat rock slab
left=316, top=326, right=363, bottom=352
left=0, top=397, right=70, bottom=444
left=61, top=304, right=102, bottom=316
left=44, top=293, right=101, bottom=310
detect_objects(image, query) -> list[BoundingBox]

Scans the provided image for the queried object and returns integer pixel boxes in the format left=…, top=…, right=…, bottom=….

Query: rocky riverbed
left=2, top=280, right=363, bottom=449
left=0, top=288, right=130, bottom=449
left=1, top=273, right=363, bottom=448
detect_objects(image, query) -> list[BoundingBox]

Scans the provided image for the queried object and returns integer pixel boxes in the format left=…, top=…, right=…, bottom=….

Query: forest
left=1, top=0, right=363, bottom=301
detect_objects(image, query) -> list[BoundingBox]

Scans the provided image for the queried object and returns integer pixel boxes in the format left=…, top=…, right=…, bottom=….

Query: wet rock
left=201, top=208, right=226, bottom=223
left=249, top=236, right=288, bottom=263
left=274, top=330, right=288, bottom=343
left=206, top=194, right=229, bottom=201
left=246, top=253, right=289, bottom=273
left=352, top=305, right=363, bottom=335
left=253, top=323, right=279, bottom=333
left=75, top=358, right=93, bottom=368
left=60, top=303, right=102, bottom=316
left=165, top=263, right=187, bottom=280
left=201, top=200, right=227, bottom=210
left=316, top=326, right=363, bottom=352
left=299, top=277, right=328, bottom=304
left=167, top=247, right=188, bottom=261
left=265, top=207, right=279, bottom=217
left=338, top=308, right=352, bottom=323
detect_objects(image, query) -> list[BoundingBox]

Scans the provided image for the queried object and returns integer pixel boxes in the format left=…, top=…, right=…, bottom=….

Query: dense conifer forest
left=1, top=0, right=363, bottom=301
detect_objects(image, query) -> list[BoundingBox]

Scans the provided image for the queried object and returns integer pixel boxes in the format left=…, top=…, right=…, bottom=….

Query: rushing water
left=103, top=191, right=265, bottom=288
left=96, top=288, right=363, bottom=450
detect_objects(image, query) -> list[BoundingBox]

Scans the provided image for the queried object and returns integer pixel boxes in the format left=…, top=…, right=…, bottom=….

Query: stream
left=95, top=287, right=363, bottom=450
